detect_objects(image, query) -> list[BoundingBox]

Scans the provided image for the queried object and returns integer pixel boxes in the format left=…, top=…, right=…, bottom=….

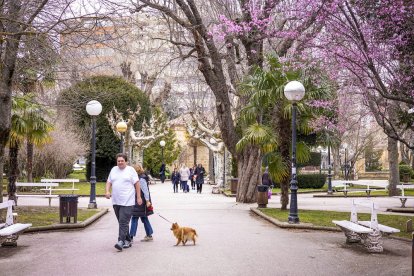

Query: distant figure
left=195, top=163, right=206, bottom=193
left=190, top=165, right=197, bottom=190
left=262, top=167, right=273, bottom=186
left=171, top=167, right=180, bottom=193
left=159, top=163, right=166, bottom=183
left=262, top=167, right=273, bottom=199
left=179, top=164, right=191, bottom=193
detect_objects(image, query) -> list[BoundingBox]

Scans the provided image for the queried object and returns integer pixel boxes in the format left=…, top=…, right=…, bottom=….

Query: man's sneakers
left=123, top=240, right=132, bottom=248
left=141, top=235, right=153, bottom=242
left=114, top=241, right=124, bottom=251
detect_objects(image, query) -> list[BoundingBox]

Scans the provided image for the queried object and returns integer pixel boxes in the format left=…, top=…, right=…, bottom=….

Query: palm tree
left=8, top=94, right=52, bottom=201
left=237, top=56, right=334, bottom=209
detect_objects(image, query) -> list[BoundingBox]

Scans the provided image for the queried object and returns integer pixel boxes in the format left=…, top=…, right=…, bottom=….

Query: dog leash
left=157, top=213, right=173, bottom=224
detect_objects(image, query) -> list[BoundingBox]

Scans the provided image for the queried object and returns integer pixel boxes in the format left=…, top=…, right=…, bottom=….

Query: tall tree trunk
left=0, top=146, right=4, bottom=203
left=236, top=145, right=261, bottom=203
left=27, top=140, right=34, bottom=182
left=387, top=137, right=399, bottom=196
left=8, top=143, right=19, bottom=202
left=332, top=147, right=340, bottom=179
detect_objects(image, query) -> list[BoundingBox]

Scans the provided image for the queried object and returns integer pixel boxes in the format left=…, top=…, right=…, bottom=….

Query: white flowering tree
left=186, top=112, right=232, bottom=187
left=107, top=105, right=168, bottom=164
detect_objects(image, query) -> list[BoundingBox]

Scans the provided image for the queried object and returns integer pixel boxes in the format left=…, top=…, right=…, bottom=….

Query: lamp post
left=327, top=141, right=333, bottom=194
left=86, top=100, right=102, bottom=209
left=343, top=143, right=348, bottom=180
left=284, top=80, right=305, bottom=224
left=160, top=140, right=166, bottom=164
left=116, top=121, right=127, bottom=153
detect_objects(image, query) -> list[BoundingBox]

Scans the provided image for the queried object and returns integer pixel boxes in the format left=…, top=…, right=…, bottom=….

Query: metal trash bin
left=257, top=185, right=269, bottom=208
left=230, top=178, right=238, bottom=194
left=59, top=195, right=79, bottom=223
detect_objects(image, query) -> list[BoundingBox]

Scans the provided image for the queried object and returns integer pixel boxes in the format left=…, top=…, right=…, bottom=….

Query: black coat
left=171, top=172, right=180, bottom=184
left=195, top=166, right=205, bottom=185
left=262, top=171, right=273, bottom=186
left=131, top=177, right=153, bottom=218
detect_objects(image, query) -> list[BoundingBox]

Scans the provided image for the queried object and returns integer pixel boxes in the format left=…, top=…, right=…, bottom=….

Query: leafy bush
left=297, top=174, right=326, bottom=189
left=399, top=164, right=413, bottom=181
left=297, top=152, right=321, bottom=168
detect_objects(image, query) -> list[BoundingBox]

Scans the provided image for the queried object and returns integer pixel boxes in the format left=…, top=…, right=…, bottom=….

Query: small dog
left=170, top=222, right=198, bottom=246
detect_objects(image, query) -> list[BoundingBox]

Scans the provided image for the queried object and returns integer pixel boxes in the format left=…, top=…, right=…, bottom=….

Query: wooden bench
left=393, top=183, right=414, bottom=207
left=16, top=182, right=59, bottom=206
left=41, top=178, right=80, bottom=194
left=0, top=200, right=32, bottom=246
left=333, top=200, right=399, bottom=253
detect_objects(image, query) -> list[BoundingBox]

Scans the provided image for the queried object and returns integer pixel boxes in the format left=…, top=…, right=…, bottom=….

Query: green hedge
left=297, top=152, right=321, bottom=168
left=399, top=164, right=413, bottom=181
left=297, top=174, right=326, bottom=189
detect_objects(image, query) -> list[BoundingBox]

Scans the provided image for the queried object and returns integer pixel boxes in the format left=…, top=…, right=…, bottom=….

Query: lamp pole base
left=88, top=202, right=97, bottom=209
left=288, top=216, right=300, bottom=224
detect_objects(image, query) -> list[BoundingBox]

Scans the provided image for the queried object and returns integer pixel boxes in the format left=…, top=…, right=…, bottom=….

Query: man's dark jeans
left=113, top=205, right=133, bottom=242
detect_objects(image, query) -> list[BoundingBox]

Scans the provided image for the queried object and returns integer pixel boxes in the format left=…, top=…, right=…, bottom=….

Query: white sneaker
left=141, top=236, right=153, bottom=242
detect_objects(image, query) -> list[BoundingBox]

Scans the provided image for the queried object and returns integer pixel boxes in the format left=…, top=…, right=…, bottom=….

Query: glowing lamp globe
left=284, top=81, right=305, bottom=102
left=86, top=100, right=102, bottom=116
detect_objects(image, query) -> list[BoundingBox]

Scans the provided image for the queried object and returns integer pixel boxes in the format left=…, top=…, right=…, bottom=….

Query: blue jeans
left=130, top=216, right=153, bottom=237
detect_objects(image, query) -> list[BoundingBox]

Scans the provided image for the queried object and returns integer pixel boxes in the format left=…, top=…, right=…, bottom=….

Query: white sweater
left=179, top=167, right=191, bottom=181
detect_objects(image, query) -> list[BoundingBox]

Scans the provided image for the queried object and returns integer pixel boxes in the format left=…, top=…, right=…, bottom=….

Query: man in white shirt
left=106, top=153, right=142, bottom=251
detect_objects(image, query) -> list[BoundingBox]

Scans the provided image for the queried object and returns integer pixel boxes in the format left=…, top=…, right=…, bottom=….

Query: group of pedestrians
left=105, top=153, right=154, bottom=251
left=171, top=163, right=205, bottom=193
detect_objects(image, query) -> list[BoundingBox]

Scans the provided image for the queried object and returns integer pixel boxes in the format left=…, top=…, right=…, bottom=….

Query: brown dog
left=170, top=222, right=197, bottom=246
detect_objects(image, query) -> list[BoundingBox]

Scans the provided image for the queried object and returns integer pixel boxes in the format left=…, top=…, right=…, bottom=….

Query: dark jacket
left=131, top=175, right=153, bottom=218
left=159, top=164, right=166, bottom=181
left=262, top=171, right=273, bottom=186
left=195, top=166, right=205, bottom=185
left=171, top=171, right=180, bottom=184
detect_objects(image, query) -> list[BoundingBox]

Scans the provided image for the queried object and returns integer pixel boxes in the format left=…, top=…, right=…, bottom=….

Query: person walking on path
left=159, top=163, right=166, bottom=183
left=195, top=163, right=206, bottom=193
left=171, top=167, right=180, bottom=193
left=262, top=167, right=273, bottom=186
left=105, top=153, right=142, bottom=251
left=129, top=164, right=154, bottom=243
left=190, top=165, right=196, bottom=190
left=179, top=164, right=191, bottom=193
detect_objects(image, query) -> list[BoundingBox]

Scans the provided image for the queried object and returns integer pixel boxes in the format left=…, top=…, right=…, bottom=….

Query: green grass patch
left=53, top=182, right=106, bottom=195
left=2, top=206, right=100, bottom=227
left=260, top=208, right=413, bottom=239
left=67, top=171, right=87, bottom=181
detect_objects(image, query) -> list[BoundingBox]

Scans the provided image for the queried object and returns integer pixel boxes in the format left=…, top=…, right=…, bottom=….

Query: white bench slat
left=393, top=196, right=414, bottom=199
left=0, top=223, right=32, bottom=236
left=41, top=179, right=79, bottom=183
left=0, top=223, right=5, bottom=228
left=0, top=200, right=14, bottom=209
left=332, top=220, right=373, bottom=233
left=358, top=221, right=400, bottom=234
left=16, top=194, right=58, bottom=198
left=16, top=183, right=58, bottom=187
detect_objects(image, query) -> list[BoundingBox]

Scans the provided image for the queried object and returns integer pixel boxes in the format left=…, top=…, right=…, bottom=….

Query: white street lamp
left=86, top=100, right=102, bottom=209
left=284, top=80, right=306, bottom=224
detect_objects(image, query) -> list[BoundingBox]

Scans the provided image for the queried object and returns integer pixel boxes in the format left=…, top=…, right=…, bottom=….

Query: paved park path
left=0, top=183, right=411, bottom=276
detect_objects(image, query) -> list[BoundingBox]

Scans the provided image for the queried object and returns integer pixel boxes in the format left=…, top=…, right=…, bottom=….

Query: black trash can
left=257, top=185, right=269, bottom=208
left=59, top=195, right=79, bottom=223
